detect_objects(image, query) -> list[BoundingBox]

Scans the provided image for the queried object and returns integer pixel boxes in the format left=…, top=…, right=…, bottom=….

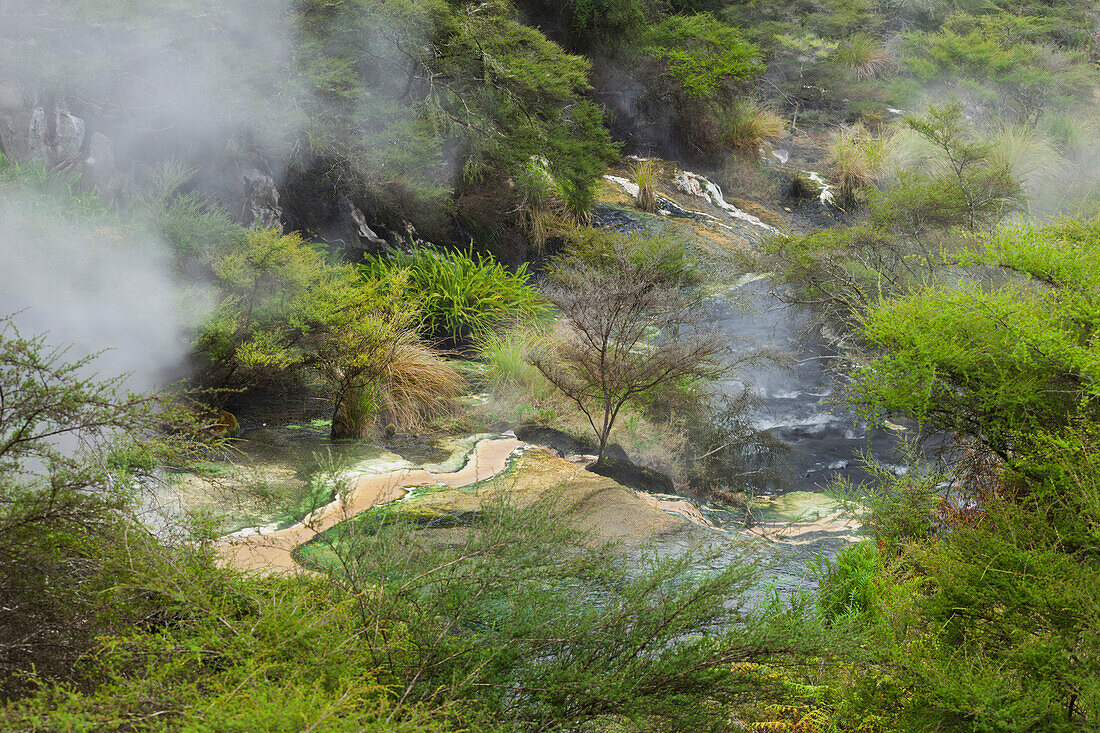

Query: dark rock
left=591, top=206, right=645, bottom=234
left=514, top=424, right=627, bottom=462
left=83, top=132, right=117, bottom=193
left=586, top=457, right=674, bottom=495
left=0, top=81, right=31, bottom=163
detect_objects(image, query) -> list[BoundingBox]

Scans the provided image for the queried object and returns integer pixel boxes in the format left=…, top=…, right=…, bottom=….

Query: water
left=709, top=277, right=905, bottom=494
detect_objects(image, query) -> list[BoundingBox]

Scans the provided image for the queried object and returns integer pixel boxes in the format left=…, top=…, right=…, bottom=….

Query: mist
left=0, top=189, right=211, bottom=391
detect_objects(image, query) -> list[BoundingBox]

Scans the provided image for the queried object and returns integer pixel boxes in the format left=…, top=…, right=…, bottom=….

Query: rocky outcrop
left=29, top=100, right=85, bottom=169
left=0, top=81, right=31, bottom=163
left=239, top=166, right=283, bottom=229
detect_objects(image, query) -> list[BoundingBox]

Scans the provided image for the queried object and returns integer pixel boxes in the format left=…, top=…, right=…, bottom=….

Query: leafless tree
left=532, top=241, right=727, bottom=464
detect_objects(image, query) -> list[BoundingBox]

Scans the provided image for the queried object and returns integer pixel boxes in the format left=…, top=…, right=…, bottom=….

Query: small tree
left=0, top=315, right=200, bottom=693
left=532, top=237, right=725, bottom=463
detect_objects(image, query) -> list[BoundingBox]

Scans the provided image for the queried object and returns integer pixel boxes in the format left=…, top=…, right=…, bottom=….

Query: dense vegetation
left=1, top=0, right=1100, bottom=730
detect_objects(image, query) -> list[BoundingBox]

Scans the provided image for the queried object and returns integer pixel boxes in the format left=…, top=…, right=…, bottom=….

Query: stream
left=711, top=278, right=907, bottom=493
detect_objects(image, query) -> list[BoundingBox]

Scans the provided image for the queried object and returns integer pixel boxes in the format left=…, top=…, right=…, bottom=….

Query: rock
left=346, top=200, right=388, bottom=247
left=83, top=132, right=116, bottom=191
left=396, top=449, right=690, bottom=546
left=29, top=102, right=85, bottom=167
left=240, top=167, right=283, bottom=229
left=514, top=424, right=627, bottom=462
left=586, top=456, right=675, bottom=495
left=0, top=82, right=31, bottom=163
left=213, top=409, right=240, bottom=438
left=771, top=148, right=790, bottom=165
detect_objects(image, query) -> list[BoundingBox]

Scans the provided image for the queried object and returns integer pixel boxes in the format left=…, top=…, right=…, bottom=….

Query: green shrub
left=810, top=543, right=882, bottom=622
left=362, top=246, right=551, bottom=350
left=558, top=227, right=699, bottom=287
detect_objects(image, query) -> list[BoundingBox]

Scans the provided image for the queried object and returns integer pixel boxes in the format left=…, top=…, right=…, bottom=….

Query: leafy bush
left=810, top=543, right=882, bottom=622
left=640, top=15, right=763, bottom=101
left=558, top=226, right=699, bottom=287
left=362, top=246, right=550, bottom=350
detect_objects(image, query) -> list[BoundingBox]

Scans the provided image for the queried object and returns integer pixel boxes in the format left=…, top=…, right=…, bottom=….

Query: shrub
left=810, top=543, right=882, bottom=622
left=362, top=246, right=551, bottom=350
left=559, top=226, right=699, bottom=287
left=640, top=15, right=763, bottom=101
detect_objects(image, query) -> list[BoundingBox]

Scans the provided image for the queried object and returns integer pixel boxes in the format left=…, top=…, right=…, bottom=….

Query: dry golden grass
left=825, top=124, right=896, bottom=205
left=631, top=160, right=661, bottom=213
left=377, top=333, right=465, bottom=432
left=721, top=100, right=785, bottom=154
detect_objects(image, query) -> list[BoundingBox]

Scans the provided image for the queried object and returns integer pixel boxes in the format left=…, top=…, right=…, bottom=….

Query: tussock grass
left=630, top=160, right=661, bottom=213
left=719, top=100, right=785, bottom=154
left=336, top=332, right=464, bottom=437
left=988, top=124, right=1066, bottom=186
left=832, top=34, right=894, bottom=80
left=825, top=124, right=896, bottom=204
left=377, top=333, right=465, bottom=432
left=476, top=326, right=552, bottom=398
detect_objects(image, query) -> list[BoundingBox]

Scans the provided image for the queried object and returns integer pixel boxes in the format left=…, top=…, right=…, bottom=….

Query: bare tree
left=532, top=240, right=726, bottom=464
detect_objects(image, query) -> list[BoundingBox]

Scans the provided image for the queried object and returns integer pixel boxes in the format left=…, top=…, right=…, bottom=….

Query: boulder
left=586, top=456, right=675, bottom=495
left=83, top=132, right=117, bottom=192
left=29, top=102, right=85, bottom=168
left=240, top=166, right=283, bottom=229
left=0, top=81, right=30, bottom=163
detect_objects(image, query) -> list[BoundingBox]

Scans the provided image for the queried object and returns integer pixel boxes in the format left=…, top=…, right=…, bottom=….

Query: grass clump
left=362, top=246, right=551, bottom=350
left=831, top=34, right=894, bottom=81
left=630, top=159, right=661, bottom=213
left=719, top=99, right=785, bottom=154
left=825, top=124, right=895, bottom=205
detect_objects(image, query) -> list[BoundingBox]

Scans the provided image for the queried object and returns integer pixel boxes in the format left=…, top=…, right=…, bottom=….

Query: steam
left=0, top=190, right=209, bottom=391
left=0, top=1, right=304, bottom=388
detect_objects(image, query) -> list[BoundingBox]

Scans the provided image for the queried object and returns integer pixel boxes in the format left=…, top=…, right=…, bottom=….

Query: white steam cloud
left=0, top=191, right=210, bottom=391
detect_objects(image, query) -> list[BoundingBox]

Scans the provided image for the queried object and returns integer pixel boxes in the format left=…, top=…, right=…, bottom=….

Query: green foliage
left=294, top=498, right=813, bottom=731
left=558, top=226, right=700, bottom=287
left=195, top=227, right=459, bottom=438
left=831, top=454, right=942, bottom=552
left=0, top=316, right=207, bottom=698
left=630, top=159, right=661, bottom=212
left=640, top=14, right=763, bottom=101
left=514, top=0, right=648, bottom=49
left=825, top=124, right=895, bottom=205
left=855, top=218, right=1100, bottom=458
left=362, top=245, right=551, bottom=349
left=475, top=325, right=552, bottom=397
left=900, top=12, right=1099, bottom=125
left=813, top=217, right=1100, bottom=730
left=810, top=543, right=882, bottom=622
left=298, top=0, right=617, bottom=222
left=766, top=103, right=1026, bottom=326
